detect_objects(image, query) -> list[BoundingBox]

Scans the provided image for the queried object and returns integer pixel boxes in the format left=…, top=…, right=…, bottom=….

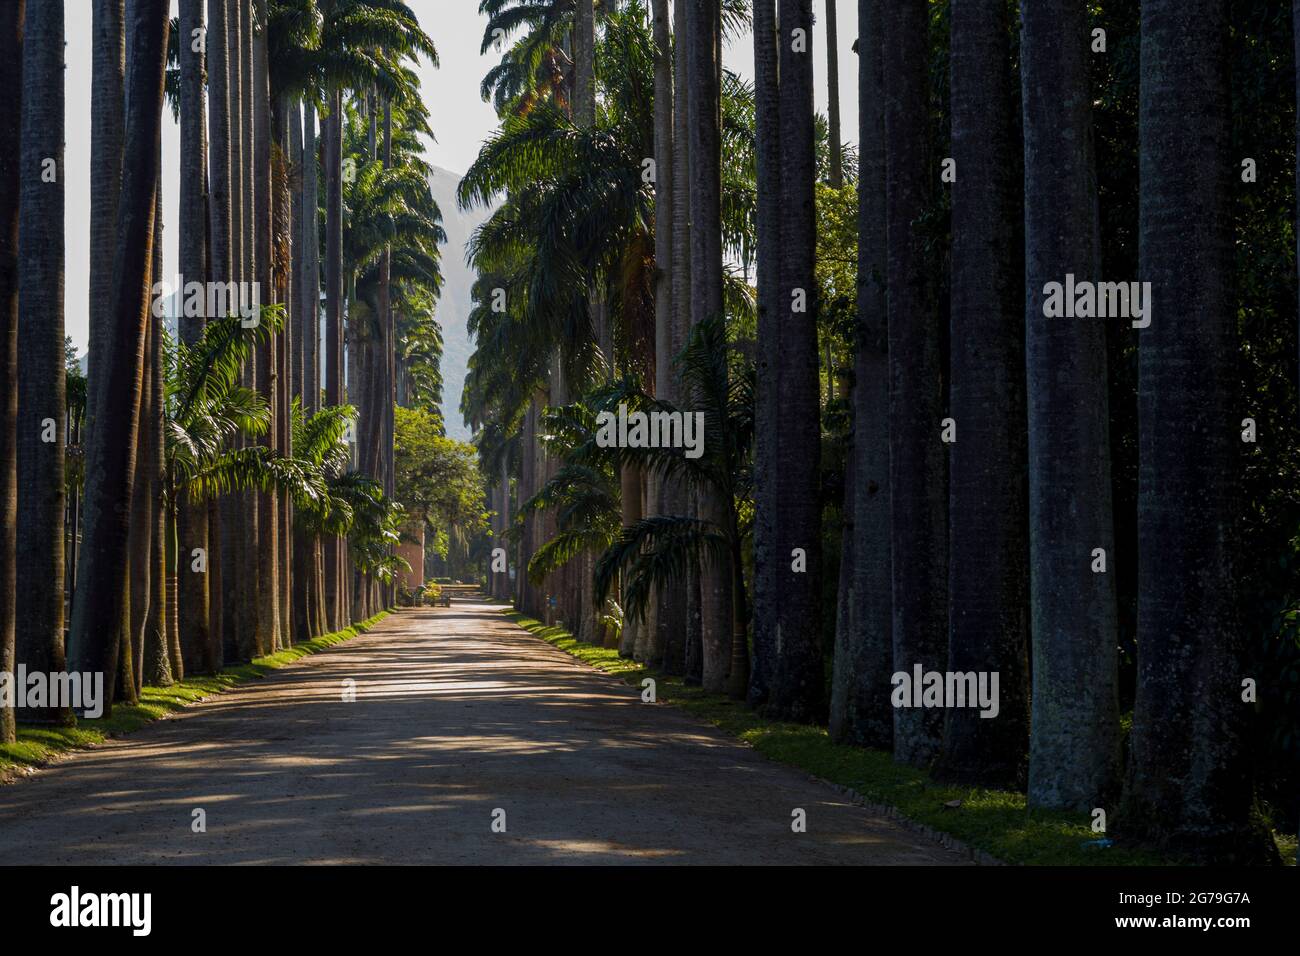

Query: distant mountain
left=428, top=165, right=494, bottom=443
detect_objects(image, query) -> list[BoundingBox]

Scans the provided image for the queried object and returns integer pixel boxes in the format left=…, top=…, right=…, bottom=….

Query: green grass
left=1, top=610, right=392, bottom=778
left=505, top=610, right=1294, bottom=867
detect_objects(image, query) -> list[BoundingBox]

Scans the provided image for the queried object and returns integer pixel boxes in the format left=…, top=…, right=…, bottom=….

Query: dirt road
left=0, top=602, right=966, bottom=865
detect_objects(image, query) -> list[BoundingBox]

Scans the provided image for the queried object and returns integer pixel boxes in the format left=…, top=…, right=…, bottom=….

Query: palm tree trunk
left=1021, top=0, right=1120, bottom=809
left=176, top=0, right=212, bottom=676
left=289, top=98, right=313, bottom=642
left=120, top=289, right=150, bottom=706
left=251, top=0, right=279, bottom=654
left=575, top=0, right=595, bottom=125
left=0, top=0, right=21, bottom=745
left=749, top=0, right=780, bottom=706
left=635, top=0, right=673, bottom=660
left=765, top=0, right=825, bottom=721
left=302, top=101, right=319, bottom=415
left=499, top=457, right=511, bottom=604
left=882, top=0, right=946, bottom=765
left=88, top=0, right=124, bottom=442
left=16, top=0, right=68, bottom=724
left=932, top=0, right=1030, bottom=788
left=324, top=90, right=344, bottom=631
left=204, top=0, right=231, bottom=670
left=825, top=0, right=843, bottom=188
left=383, top=104, right=396, bottom=512
left=275, top=97, right=293, bottom=644
left=1118, top=0, right=1274, bottom=863
left=685, top=0, right=732, bottom=694
left=303, top=99, right=322, bottom=633
left=648, top=0, right=690, bottom=670
left=829, top=0, right=891, bottom=749
left=67, top=0, right=170, bottom=716
left=140, top=194, right=169, bottom=688
left=290, top=101, right=304, bottom=402
left=221, top=0, right=250, bottom=663
left=142, top=297, right=174, bottom=686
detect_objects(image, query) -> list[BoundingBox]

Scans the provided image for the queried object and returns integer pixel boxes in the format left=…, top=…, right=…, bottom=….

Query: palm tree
left=206, top=0, right=232, bottom=664
left=143, top=268, right=177, bottom=685
left=138, top=193, right=171, bottom=688
left=684, top=0, right=733, bottom=695
left=881, top=0, right=946, bottom=766
left=829, top=0, right=891, bottom=749
left=67, top=0, right=171, bottom=714
left=1021, top=0, right=1120, bottom=809
left=324, top=85, right=344, bottom=629
left=653, top=0, right=691, bottom=672
left=575, top=0, right=595, bottom=123
left=933, top=0, right=1029, bottom=788
left=760, top=0, right=823, bottom=720
left=221, top=0, right=255, bottom=662
left=637, top=0, right=673, bottom=659
left=252, top=0, right=281, bottom=654
left=16, top=0, right=68, bottom=724
left=89, top=0, right=125, bottom=440
left=176, top=0, right=212, bottom=680
left=750, top=0, right=779, bottom=707
left=0, top=0, right=21, bottom=745
left=1119, top=0, right=1274, bottom=863
left=824, top=0, right=842, bottom=188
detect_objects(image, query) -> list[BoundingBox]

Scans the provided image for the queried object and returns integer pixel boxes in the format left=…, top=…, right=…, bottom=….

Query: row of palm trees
left=464, top=0, right=1289, bottom=863
left=0, top=0, right=444, bottom=733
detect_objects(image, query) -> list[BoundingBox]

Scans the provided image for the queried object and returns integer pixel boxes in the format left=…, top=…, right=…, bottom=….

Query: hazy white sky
left=63, top=0, right=859, bottom=354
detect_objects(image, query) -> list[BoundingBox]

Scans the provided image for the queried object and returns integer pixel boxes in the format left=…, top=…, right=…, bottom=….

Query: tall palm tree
left=177, top=0, right=212, bottom=676
left=89, top=0, right=125, bottom=442
left=324, top=86, right=344, bottom=629
left=933, top=0, right=1029, bottom=788
left=653, top=0, right=691, bottom=672
left=1021, top=0, right=1119, bottom=809
left=16, top=0, right=67, bottom=724
left=0, top=0, right=21, bottom=745
left=685, top=0, right=733, bottom=695
left=143, top=241, right=177, bottom=685
left=824, top=0, right=842, bottom=188
left=205, top=0, right=232, bottom=670
left=67, top=0, right=171, bottom=713
left=133, top=187, right=166, bottom=691
left=762, top=0, right=823, bottom=720
left=238, top=0, right=260, bottom=652
left=829, top=0, right=891, bottom=749
left=221, top=0, right=254, bottom=662
left=638, top=0, right=672, bottom=660
left=304, top=101, right=320, bottom=421
left=252, top=0, right=281, bottom=653
left=882, top=0, right=946, bottom=766
left=750, top=0, right=779, bottom=706
left=1120, top=0, right=1274, bottom=863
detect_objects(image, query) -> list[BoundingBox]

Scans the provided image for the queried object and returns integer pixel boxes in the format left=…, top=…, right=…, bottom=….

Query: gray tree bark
left=763, top=0, right=825, bottom=721
left=934, top=0, right=1029, bottom=789
left=1119, top=0, right=1276, bottom=863
left=883, top=0, right=946, bottom=766
left=16, top=0, right=68, bottom=724
left=0, top=0, right=22, bottom=744
left=1021, top=0, right=1120, bottom=809
left=830, top=0, right=892, bottom=749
